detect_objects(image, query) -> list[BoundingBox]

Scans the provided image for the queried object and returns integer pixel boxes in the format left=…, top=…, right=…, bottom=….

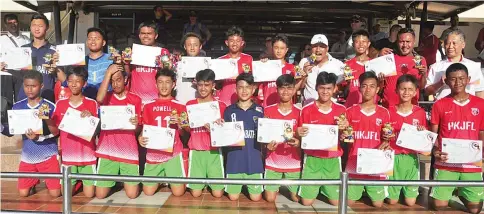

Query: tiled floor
left=0, top=181, right=474, bottom=213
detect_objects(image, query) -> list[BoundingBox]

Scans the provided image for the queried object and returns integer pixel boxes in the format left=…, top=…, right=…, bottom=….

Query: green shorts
left=430, top=169, right=484, bottom=202
left=63, top=164, right=96, bottom=186
left=187, top=150, right=224, bottom=191
left=95, top=158, right=139, bottom=187
left=348, top=185, right=387, bottom=202
left=143, top=154, right=185, bottom=187
left=225, top=173, right=263, bottom=195
left=264, top=169, right=300, bottom=193
left=298, top=156, right=341, bottom=200
left=388, top=154, right=420, bottom=200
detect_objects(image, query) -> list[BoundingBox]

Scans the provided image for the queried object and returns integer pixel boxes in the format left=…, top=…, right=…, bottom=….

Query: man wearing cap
left=344, top=15, right=366, bottom=61
left=259, top=37, right=273, bottom=60
left=182, top=11, right=212, bottom=48
left=299, top=34, right=345, bottom=105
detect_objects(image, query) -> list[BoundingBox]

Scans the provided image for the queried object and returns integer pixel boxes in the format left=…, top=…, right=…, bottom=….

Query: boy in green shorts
left=186, top=69, right=227, bottom=198
left=297, top=72, right=347, bottom=206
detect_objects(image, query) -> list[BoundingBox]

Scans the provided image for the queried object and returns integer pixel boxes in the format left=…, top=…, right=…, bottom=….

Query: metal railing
left=2, top=165, right=484, bottom=214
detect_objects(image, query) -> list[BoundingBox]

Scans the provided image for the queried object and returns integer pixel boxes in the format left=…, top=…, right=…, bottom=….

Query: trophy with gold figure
left=307, top=54, right=317, bottom=65
left=169, top=109, right=178, bottom=124
left=42, top=53, right=56, bottom=72
left=38, top=103, right=50, bottom=120
left=121, top=47, right=132, bottom=63
left=294, top=65, right=306, bottom=79
left=179, top=112, right=189, bottom=128
left=155, top=53, right=172, bottom=68
left=413, top=55, right=424, bottom=69
left=242, top=63, right=251, bottom=73
left=343, top=65, right=354, bottom=80
left=108, top=46, right=119, bottom=61
left=382, top=122, right=395, bottom=138
left=336, top=114, right=354, bottom=143
left=282, top=122, right=294, bottom=141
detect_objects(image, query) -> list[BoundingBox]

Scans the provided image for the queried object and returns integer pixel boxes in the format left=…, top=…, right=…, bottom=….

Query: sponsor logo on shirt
left=354, top=131, right=379, bottom=140
left=376, top=118, right=382, bottom=126
left=245, top=130, right=255, bottom=138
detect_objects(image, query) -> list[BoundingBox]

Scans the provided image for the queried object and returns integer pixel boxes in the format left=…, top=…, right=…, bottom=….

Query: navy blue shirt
left=223, top=102, right=264, bottom=174
left=20, top=42, right=57, bottom=102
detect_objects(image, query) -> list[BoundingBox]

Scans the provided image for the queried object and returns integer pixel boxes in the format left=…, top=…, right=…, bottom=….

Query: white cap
left=310, top=34, right=328, bottom=46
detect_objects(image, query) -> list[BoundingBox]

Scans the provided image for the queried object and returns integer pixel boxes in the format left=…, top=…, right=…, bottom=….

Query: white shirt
left=344, top=36, right=355, bottom=60
left=0, top=32, right=30, bottom=50
left=426, top=57, right=484, bottom=100
left=299, top=55, right=345, bottom=104
left=175, top=61, right=198, bottom=105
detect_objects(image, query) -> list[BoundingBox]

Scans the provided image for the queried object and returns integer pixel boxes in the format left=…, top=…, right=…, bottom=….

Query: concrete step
left=1, top=135, right=22, bottom=173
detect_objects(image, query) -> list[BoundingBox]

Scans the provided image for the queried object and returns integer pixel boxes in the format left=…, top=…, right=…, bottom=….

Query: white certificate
left=365, top=54, right=397, bottom=77
left=210, top=121, right=245, bottom=147
left=301, top=124, right=339, bottom=151
left=395, top=123, right=437, bottom=155
left=142, top=125, right=175, bottom=153
left=186, top=101, right=221, bottom=128
left=209, top=59, right=238, bottom=80
left=7, top=109, right=43, bottom=135
left=1, top=47, right=32, bottom=70
left=356, top=148, right=394, bottom=176
left=252, top=60, right=283, bottom=82
left=59, top=108, right=100, bottom=142
left=56, top=44, right=86, bottom=66
left=257, top=118, right=293, bottom=143
left=441, top=138, right=482, bottom=164
left=100, top=105, right=136, bottom=130
left=131, top=44, right=162, bottom=67
left=178, top=57, right=211, bottom=78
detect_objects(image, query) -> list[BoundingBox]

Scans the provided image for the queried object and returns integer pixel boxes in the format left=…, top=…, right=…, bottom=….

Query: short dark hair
left=396, top=74, right=419, bottom=89
left=422, top=21, right=435, bottom=31
left=23, top=70, right=43, bottom=84
left=153, top=5, right=163, bottom=11
left=397, top=28, right=416, bottom=39
left=4, top=14, right=18, bottom=24
left=316, top=72, right=338, bottom=88
left=276, top=74, right=295, bottom=88
left=155, top=68, right=176, bottom=81
left=67, top=66, right=88, bottom=82
left=390, top=24, right=402, bottom=33
left=181, top=32, right=202, bottom=48
left=445, top=63, right=468, bottom=78
left=226, top=26, right=244, bottom=39
left=235, top=73, right=254, bottom=85
left=138, top=21, right=158, bottom=34
left=352, top=29, right=370, bottom=41
left=359, top=71, right=378, bottom=85
left=272, top=34, right=289, bottom=47
left=30, top=13, right=49, bottom=28
left=195, top=69, right=216, bottom=82
left=87, top=27, right=106, bottom=41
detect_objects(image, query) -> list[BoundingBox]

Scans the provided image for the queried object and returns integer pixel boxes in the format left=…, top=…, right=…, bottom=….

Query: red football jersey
left=388, top=105, right=428, bottom=155
left=264, top=104, right=302, bottom=172
left=431, top=95, right=484, bottom=173
left=54, top=81, right=71, bottom=101
left=96, top=92, right=142, bottom=164
left=341, top=58, right=367, bottom=107
left=53, top=97, right=99, bottom=165
left=216, top=53, right=253, bottom=105
left=381, top=54, right=427, bottom=108
left=299, top=101, right=346, bottom=158
left=258, top=63, right=296, bottom=107
left=345, top=105, right=390, bottom=179
left=186, top=99, right=227, bottom=151
left=142, top=98, right=186, bottom=164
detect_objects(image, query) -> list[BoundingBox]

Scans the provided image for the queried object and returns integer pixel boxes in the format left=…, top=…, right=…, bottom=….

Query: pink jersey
left=186, top=99, right=227, bottom=151
left=258, top=63, right=295, bottom=107
left=53, top=97, right=99, bottom=166
left=345, top=105, right=390, bottom=179
left=431, top=95, right=484, bottom=173
left=341, top=58, right=367, bottom=107
left=216, top=53, right=253, bottom=105
left=299, top=101, right=346, bottom=158
left=142, top=98, right=186, bottom=164
left=264, top=104, right=301, bottom=172
left=96, top=92, right=142, bottom=164
left=388, top=105, right=427, bottom=155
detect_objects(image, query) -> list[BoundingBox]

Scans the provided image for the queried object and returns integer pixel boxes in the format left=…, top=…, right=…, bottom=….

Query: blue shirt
left=20, top=42, right=57, bottom=102
left=223, top=102, right=264, bottom=174
left=12, top=98, right=58, bottom=164
left=84, top=53, right=112, bottom=99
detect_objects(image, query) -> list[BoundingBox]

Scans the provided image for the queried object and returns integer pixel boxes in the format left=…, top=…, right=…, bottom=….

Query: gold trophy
left=38, top=103, right=50, bottom=120
left=108, top=46, right=119, bottom=61
left=336, top=114, right=354, bottom=143
left=242, top=63, right=251, bottom=73
left=343, top=65, right=354, bottom=80
left=179, top=112, right=189, bottom=128
left=282, top=122, right=294, bottom=141
left=169, top=109, right=178, bottom=124
left=121, top=47, right=132, bottom=63
left=42, top=54, right=56, bottom=72
left=382, top=122, right=395, bottom=138
left=414, top=55, right=423, bottom=68
left=307, top=54, right=317, bottom=65
left=294, top=65, right=306, bottom=79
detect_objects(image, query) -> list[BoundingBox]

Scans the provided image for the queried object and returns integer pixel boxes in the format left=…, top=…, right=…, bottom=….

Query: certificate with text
left=257, top=118, right=293, bottom=143
left=301, top=124, right=338, bottom=151
left=365, top=54, right=397, bottom=77
left=209, top=59, right=238, bottom=80
left=395, top=123, right=437, bottom=155
left=442, top=138, right=482, bottom=165
left=356, top=148, right=394, bottom=176
left=1, top=47, right=32, bottom=70
left=186, top=101, right=221, bottom=128
left=142, top=125, right=175, bottom=153
left=100, top=105, right=136, bottom=130
left=131, top=44, right=162, bottom=67
left=59, top=108, right=99, bottom=142
left=210, top=121, right=245, bottom=147
left=56, top=44, right=86, bottom=66
left=178, top=57, right=211, bottom=78
left=7, top=109, right=43, bottom=135
left=252, top=60, right=282, bottom=82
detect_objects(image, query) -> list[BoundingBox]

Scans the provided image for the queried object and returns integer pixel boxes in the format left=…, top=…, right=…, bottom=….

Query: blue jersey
left=84, top=53, right=112, bottom=99
left=12, top=98, right=58, bottom=164
left=223, top=102, right=264, bottom=174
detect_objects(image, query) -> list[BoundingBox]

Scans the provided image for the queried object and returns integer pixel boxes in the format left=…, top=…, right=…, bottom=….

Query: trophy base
left=42, top=64, right=57, bottom=69
left=344, top=139, right=354, bottom=143
left=38, top=116, right=49, bottom=120
left=344, top=76, right=354, bottom=81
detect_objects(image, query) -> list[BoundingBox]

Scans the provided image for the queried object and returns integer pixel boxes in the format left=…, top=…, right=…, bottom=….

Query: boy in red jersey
left=297, top=72, right=347, bottom=206
left=386, top=74, right=427, bottom=206
left=217, top=26, right=253, bottom=105
left=138, top=68, right=188, bottom=197
left=258, top=35, right=302, bottom=107
left=430, top=63, right=484, bottom=214
left=52, top=67, right=99, bottom=197
left=94, top=64, right=142, bottom=199
left=344, top=71, right=392, bottom=207
left=341, top=30, right=372, bottom=107
left=263, top=74, right=301, bottom=202
left=186, top=69, right=227, bottom=198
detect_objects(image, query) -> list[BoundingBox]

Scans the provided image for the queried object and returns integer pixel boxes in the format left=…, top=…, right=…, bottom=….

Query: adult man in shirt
left=182, top=11, right=211, bottom=48
left=153, top=5, right=172, bottom=47
left=176, top=33, right=203, bottom=104
left=344, top=15, right=366, bottom=60
left=370, top=24, right=388, bottom=43
left=425, top=29, right=484, bottom=100
left=299, top=34, right=344, bottom=105
left=331, top=31, right=347, bottom=53
left=417, top=22, right=440, bottom=66
left=0, top=14, right=30, bottom=50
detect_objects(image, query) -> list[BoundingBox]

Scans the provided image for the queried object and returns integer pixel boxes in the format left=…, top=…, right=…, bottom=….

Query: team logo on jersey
left=376, top=118, right=382, bottom=126
left=471, top=108, right=479, bottom=116
left=285, top=70, right=292, bottom=74
left=255, top=106, right=263, bottom=113
left=242, top=63, right=251, bottom=73
left=412, top=119, right=419, bottom=126
left=253, top=116, right=258, bottom=123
